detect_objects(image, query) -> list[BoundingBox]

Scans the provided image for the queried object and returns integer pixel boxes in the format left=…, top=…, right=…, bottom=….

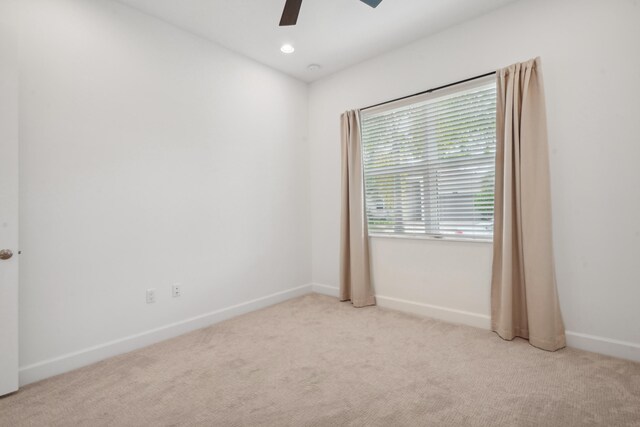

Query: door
left=0, top=9, right=19, bottom=396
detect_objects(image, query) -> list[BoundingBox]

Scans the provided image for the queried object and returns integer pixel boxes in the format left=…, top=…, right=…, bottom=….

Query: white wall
left=8, top=0, right=640, bottom=382
left=309, top=0, right=640, bottom=354
left=13, top=0, right=310, bottom=378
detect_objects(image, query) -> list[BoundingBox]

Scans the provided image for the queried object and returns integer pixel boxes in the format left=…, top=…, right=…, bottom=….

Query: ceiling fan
left=279, top=0, right=383, bottom=26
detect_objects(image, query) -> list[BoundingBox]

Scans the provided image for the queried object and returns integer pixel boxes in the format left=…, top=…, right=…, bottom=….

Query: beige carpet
left=1, top=294, right=640, bottom=427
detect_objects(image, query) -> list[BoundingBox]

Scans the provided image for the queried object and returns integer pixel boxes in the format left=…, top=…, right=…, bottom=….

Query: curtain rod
left=361, top=71, right=497, bottom=111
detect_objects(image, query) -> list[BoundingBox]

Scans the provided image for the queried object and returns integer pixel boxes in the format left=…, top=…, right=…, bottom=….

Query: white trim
left=375, top=294, right=491, bottom=329
left=565, top=331, right=640, bottom=363
left=20, top=283, right=640, bottom=387
left=369, top=234, right=493, bottom=244
left=311, top=283, right=340, bottom=297
left=311, top=283, right=491, bottom=329
left=376, top=295, right=640, bottom=362
left=19, top=284, right=313, bottom=386
left=310, top=284, right=490, bottom=328
left=309, top=283, right=640, bottom=363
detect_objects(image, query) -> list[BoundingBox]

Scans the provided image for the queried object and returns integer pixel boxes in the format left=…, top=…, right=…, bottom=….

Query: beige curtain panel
left=340, top=110, right=375, bottom=308
left=491, top=57, right=565, bottom=351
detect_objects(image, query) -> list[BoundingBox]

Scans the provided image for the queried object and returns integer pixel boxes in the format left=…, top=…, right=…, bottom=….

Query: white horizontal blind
left=361, top=81, right=497, bottom=240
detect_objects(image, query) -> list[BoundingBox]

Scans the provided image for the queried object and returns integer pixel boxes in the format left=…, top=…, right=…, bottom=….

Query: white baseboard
left=376, top=295, right=640, bottom=362
left=375, top=295, right=492, bottom=329
left=19, top=284, right=313, bottom=386
left=310, top=283, right=490, bottom=329
left=309, top=283, right=640, bottom=363
left=566, top=331, right=640, bottom=362
left=20, top=283, right=639, bottom=387
left=311, top=283, right=340, bottom=297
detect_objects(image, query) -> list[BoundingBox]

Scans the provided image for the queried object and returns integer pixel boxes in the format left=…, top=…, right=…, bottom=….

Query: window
left=361, top=78, right=497, bottom=241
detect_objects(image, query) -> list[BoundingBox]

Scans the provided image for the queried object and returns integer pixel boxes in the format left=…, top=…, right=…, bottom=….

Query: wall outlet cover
left=172, top=284, right=181, bottom=298
left=146, top=288, right=156, bottom=304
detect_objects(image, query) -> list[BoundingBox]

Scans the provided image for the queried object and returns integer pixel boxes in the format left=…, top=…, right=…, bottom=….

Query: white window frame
left=360, top=75, right=497, bottom=243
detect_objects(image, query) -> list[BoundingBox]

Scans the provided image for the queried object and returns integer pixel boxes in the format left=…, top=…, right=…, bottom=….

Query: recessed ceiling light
left=280, top=44, right=295, bottom=54
left=307, top=64, right=322, bottom=71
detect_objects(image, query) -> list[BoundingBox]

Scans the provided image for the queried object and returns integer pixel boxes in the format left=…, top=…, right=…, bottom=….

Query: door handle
left=0, top=249, right=13, bottom=260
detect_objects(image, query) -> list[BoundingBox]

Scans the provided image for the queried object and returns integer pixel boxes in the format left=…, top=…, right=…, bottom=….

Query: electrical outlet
left=146, top=288, right=156, bottom=304
left=172, top=284, right=182, bottom=298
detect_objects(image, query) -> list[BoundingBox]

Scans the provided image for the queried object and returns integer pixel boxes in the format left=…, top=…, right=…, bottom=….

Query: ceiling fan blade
left=359, top=0, right=383, bottom=7
left=279, top=0, right=303, bottom=26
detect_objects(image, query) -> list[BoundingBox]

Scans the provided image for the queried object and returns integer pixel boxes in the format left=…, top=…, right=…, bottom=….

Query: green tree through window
left=361, top=80, right=496, bottom=240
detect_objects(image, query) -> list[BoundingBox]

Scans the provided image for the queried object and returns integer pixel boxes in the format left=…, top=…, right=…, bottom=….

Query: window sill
left=368, top=233, right=493, bottom=244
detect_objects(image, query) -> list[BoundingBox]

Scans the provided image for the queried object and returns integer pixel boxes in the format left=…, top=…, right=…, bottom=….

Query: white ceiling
left=116, top=0, right=517, bottom=82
